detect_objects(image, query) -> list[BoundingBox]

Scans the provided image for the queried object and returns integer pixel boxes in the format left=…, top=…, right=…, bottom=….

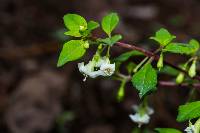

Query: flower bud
left=188, top=60, right=196, bottom=78
left=79, top=25, right=86, bottom=31
left=83, top=41, right=89, bottom=49
left=157, top=53, right=163, bottom=70
left=117, top=84, right=124, bottom=102
left=176, top=72, right=184, bottom=84
left=98, top=44, right=103, bottom=50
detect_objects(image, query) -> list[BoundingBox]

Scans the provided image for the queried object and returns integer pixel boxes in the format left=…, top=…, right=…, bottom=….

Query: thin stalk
left=133, top=57, right=149, bottom=73
left=106, top=46, right=111, bottom=57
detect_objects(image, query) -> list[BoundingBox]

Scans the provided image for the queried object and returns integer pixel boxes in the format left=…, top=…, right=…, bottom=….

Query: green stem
left=139, top=47, right=162, bottom=68
left=133, top=57, right=149, bottom=73
left=115, top=72, right=131, bottom=81
left=106, top=46, right=111, bottom=57
left=138, top=96, right=149, bottom=116
left=142, top=96, right=148, bottom=111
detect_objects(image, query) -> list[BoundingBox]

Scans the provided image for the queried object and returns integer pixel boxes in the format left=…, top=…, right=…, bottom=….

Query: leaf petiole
left=133, top=57, right=149, bottom=73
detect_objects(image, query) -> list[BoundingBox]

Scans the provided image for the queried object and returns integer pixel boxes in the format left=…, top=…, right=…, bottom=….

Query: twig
left=116, top=72, right=200, bottom=89
left=115, top=41, right=200, bottom=81
left=116, top=42, right=154, bottom=56
left=159, top=81, right=200, bottom=89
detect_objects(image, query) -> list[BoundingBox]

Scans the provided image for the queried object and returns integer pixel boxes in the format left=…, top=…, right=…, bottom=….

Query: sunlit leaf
left=177, top=101, right=200, bottom=122
left=98, top=34, right=122, bottom=46
left=87, top=21, right=99, bottom=31
left=155, top=128, right=182, bottom=133
left=164, top=40, right=199, bottom=55
left=102, top=13, right=119, bottom=36
left=132, top=63, right=157, bottom=98
left=57, top=40, right=86, bottom=67
left=63, top=14, right=87, bottom=31
left=150, top=28, right=176, bottom=46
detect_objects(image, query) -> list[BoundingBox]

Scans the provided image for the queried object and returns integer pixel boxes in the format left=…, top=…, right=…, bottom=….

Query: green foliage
left=157, top=53, right=163, bottom=70
left=159, top=66, right=179, bottom=76
left=64, top=30, right=82, bottom=37
left=176, top=72, right=185, bottom=84
left=57, top=40, right=86, bottom=67
left=58, top=13, right=200, bottom=131
left=113, top=51, right=143, bottom=62
left=63, top=14, right=87, bottom=32
left=190, top=39, right=200, bottom=53
left=63, top=14, right=99, bottom=37
left=101, top=13, right=119, bottom=37
left=98, top=34, right=122, bottom=46
left=194, top=118, right=200, bottom=133
left=132, top=63, right=157, bottom=98
left=150, top=28, right=176, bottom=46
left=87, top=21, right=99, bottom=31
left=155, top=128, right=182, bottom=133
left=164, top=39, right=199, bottom=55
left=126, top=62, right=136, bottom=74
left=188, top=60, right=196, bottom=78
left=177, top=101, right=200, bottom=122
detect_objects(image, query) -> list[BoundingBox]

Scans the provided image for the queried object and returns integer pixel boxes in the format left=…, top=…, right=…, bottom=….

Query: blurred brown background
left=1, top=0, right=200, bottom=133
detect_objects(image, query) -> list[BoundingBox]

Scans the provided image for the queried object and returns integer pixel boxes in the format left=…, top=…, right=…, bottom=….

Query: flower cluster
left=78, top=56, right=115, bottom=81
left=129, top=105, right=154, bottom=127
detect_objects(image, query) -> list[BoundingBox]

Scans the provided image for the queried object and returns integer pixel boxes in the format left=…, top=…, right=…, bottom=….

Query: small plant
left=57, top=12, right=200, bottom=133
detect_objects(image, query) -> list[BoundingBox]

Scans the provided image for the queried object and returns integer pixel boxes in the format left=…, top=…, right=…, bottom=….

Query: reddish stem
left=115, top=41, right=200, bottom=81
left=159, top=81, right=200, bottom=89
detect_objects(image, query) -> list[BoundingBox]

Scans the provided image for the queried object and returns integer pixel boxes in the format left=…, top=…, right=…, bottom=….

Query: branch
left=116, top=42, right=154, bottom=56
left=115, top=72, right=200, bottom=89
left=115, top=41, right=200, bottom=81
left=159, top=81, right=200, bottom=89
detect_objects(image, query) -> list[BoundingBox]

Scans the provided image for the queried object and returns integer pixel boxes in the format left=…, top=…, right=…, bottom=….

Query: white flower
left=184, top=125, right=196, bottom=133
left=95, top=56, right=110, bottom=67
left=97, top=56, right=115, bottom=76
left=129, top=104, right=154, bottom=127
left=129, top=113, right=150, bottom=127
left=78, top=56, right=115, bottom=81
left=78, top=61, right=103, bottom=81
left=100, top=63, right=115, bottom=76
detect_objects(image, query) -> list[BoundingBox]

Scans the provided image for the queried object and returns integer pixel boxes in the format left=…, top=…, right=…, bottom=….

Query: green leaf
left=189, top=39, right=199, bottom=53
left=110, top=35, right=122, bottom=45
left=150, top=28, right=176, bottom=46
left=163, top=41, right=199, bottom=55
left=126, top=62, right=136, bottom=74
left=159, top=66, right=179, bottom=76
left=98, top=34, right=122, bottom=46
left=87, top=21, right=99, bottom=31
left=57, top=40, right=86, bottom=67
left=63, top=14, right=87, bottom=31
left=177, top=101, right=200, bottom=122
left=113, top=51, right=143, bottom=62
left=101, top=13, right=119, bottom=36
left=155, top=128, right=182, bottom=133
left=64, top=30, right=82, bottom=37
left=131, top=63, right=157, bottom=98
